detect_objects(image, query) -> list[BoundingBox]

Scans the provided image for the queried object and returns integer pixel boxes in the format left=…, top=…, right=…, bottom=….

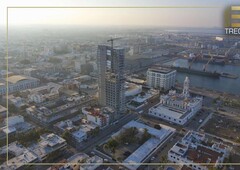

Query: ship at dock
left=221, top=72, right=239, bottom=79
left=170, top=66, right=220, bottom=78
left=188, top=58, right=225, bottom=65
left=186, top=52, right=226, bottom=66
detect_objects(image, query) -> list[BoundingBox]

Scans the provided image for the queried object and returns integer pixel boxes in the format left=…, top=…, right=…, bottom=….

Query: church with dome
left=148, top=77, right=203, bottom=125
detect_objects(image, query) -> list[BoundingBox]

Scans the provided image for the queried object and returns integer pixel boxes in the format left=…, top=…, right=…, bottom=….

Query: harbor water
left=164, top=59, right=240, bottom=95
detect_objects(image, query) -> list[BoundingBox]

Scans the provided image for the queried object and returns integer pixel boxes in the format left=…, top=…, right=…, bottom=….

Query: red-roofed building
left=168, top=131, right=230, bottom=170
left=82, top=107, right=114, bottom=127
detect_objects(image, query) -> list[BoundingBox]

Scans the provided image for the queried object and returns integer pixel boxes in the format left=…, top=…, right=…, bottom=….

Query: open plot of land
left=202, top=113, right=240, bottom=143
left=110, top=143, right=140, bottom=162
left=99, top=126, right=151, bottom=162
left=230, top=153, right=240, bottom=169
left=97, top=120, right=175, bottom=170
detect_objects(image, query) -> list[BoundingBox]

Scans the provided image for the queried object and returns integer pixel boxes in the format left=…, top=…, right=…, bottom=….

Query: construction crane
left=107, top=37, right=122, bottom=48
left=225, top=46, right=234, bottom=57
left=203, top=52, right=213, bottom=72
left=200, top=50, right=203, bottom=59
left=188, top=54, right=196, bottom=69
left=188, top=51, right=201, bottom=69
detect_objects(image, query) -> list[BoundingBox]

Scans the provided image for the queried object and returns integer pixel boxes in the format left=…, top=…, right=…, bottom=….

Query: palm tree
left=161, top=155, right=168, bottom=162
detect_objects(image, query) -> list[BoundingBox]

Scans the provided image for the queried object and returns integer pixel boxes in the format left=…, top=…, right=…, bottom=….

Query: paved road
left=77, top=113, right=138, bottom=153
left=197, top=112, right=213, bottom=131
left=185, top=109, right=210, bottom=131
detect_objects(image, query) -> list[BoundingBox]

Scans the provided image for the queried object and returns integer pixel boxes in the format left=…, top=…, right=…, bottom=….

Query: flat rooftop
left=151, top=103, right=189, bottom=119
left=0, top=142, right=38, bottom=170
left=186, top=145, right=223, bottom=163
left=7, top=75, right=38, bottom=84
left=148, top=66, right=175, bottom=74
left=122, top=121, right=175, bottom=170
left=72, top=130, right=86, bottom=139
left=29, top=133, right=66, bottom=159
left=169, top=131, right=227, bottom=166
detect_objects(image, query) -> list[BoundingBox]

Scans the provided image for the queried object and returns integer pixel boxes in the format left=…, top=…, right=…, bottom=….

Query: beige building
left=0, top=75, right=40, bottom=95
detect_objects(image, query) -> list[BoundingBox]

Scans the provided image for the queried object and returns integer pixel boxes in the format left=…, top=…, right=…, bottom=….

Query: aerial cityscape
left=1, top=1, right=240, bottom=170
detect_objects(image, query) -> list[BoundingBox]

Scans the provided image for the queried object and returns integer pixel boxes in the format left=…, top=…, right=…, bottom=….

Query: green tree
left=140, top=128, right=151, bottom=144
left=45, top=149, right=62, bottom=162
left=8, top=104, right=17, bottom=113
left=17, top=128, right=52, bottom=147
left=48, top=57, right=62, bottom=64
left=62, top=130, right=72, bottom=143
left=89, top=127, right=100, bottom=136
left=107, top=139, right=119, bottom=153
left=161, top=155, right=168, bottom=163
left=118, top=127, right=138, bottom=144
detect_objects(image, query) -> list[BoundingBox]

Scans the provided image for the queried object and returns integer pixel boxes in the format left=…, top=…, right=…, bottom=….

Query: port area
left=160, top=64, right=238, bottom=79
left=170, top=66, right=220, bottom=78
left=221, top=72, right=239, bottom=79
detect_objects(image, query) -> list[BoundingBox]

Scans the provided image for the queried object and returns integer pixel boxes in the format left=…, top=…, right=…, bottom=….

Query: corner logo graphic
left=225, top=6, right=240, bottom=35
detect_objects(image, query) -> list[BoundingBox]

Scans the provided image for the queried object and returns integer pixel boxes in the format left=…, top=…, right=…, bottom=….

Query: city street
left=77, top=113, right=138, bottom=153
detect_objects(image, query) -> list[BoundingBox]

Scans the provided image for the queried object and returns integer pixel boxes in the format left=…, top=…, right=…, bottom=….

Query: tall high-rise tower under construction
left=97, top=44, right=125, bottom=115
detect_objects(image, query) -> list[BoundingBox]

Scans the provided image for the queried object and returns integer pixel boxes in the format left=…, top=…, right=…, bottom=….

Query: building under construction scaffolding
left=97, top=44, right=126, bottom=115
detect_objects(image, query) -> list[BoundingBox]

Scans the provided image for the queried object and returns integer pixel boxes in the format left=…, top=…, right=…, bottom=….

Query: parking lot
left=185, top=108, right=210, bottom=130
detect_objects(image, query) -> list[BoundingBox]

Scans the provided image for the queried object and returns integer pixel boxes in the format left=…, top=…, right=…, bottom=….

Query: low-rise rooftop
left=7, top=75, right=38, bottom=84
left=148, top=66, right=176, bottom=74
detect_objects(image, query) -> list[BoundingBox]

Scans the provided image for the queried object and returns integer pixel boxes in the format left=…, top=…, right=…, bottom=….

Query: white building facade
left=0, top=75, right=40, bottom=95
left=148, top=77, right=202, bottom=125
left=147, top=67, right=176, bottom=91
left=5, top=115, right=24, bottom=126
left=82, top=107, right=112, bottom=127
left=124, top=82, right=142, bottom=97
left=168, top=131, right=230, bottom=170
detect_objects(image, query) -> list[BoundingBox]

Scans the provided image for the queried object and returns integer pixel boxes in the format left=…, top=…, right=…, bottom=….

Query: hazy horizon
left=1, top=0, right=240, bottom=28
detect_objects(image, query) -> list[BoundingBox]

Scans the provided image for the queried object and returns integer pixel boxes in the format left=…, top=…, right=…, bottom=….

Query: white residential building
left=5, top=115, right=24, bottom=127
left=168, top=131, right=230, bottom=170
left=47, top=153, right=103, bottom=170
left=29, top=133, right=67, bottom=161
left=127, top=89, right=159, bottom=110
left=147, top=67, right=176, bottom=91
left=125, top=82, right=142, bottom=97
left=0, top=142, right=38, bottom=170
left=23, top=68, right=37, bottom=76
left=82, top=107, right=113, bottom=127
left=27, top=82, right=62, bottom=103
left=8, top=95, right=26, bottom=108
left=72, top=130, right=87, bottom=143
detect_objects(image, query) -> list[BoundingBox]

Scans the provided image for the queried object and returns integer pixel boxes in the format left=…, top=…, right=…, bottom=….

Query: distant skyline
left=1, top=0, right=240, bottom=28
